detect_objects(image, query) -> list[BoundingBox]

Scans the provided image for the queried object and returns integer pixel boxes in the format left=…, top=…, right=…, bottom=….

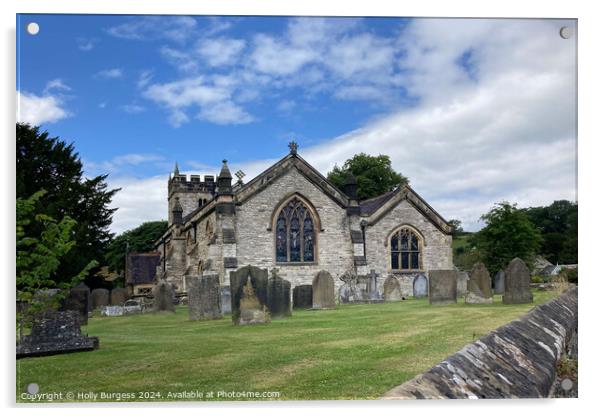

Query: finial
left=288, top=140, right=298, bottom=155
left=174, top=161, right=180, bottom=175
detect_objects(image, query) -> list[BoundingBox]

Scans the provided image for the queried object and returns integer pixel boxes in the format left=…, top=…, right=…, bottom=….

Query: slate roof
left=359, top=189, right=398, bottom=215
left=126, top=252, right=161, bottom=285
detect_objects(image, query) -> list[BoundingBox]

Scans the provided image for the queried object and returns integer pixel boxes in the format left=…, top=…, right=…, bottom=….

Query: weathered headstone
left=153, top=279, right=176, bottom=312
left=64, top=283, right=90, bottom=325
left=413, top=274, right=428, bottom=298
left=187, top=275, right=222, bottom=321
left=465, top=262, right=493, bottom=304
left=220, top=286, right=232, bottom=314
left=494, top=270, right=505, bottom=294
left=312, top=270, right=335, bottom=309
left=503, top=258, right=533, bottom=304
left=16, top=310, right=99, bottom=358
left=428, top=270, right=457, bottom=304
left=367, top=269, right=380, bottom=301
left=238, top=276, right=270, bottom=325
left=293, top=285, right=313, bottom=309
left=101, top=305, right=124, bottom=316
left=110, top=287, right=128, bottom=306
left=267, top=269, right=291, bottom=318
left=91, top=288, right=110, bottom=310
left=230, top=265, right=269, bottom=324
left=456, top=272, right=469, bottom=296
left=384, top=276, right=402, bottom=301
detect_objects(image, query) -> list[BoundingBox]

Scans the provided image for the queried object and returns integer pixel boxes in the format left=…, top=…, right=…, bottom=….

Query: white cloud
left=106, top=16, right=197, bottom=43
left=197, top=37, right=246, bottom=67
left=120, top=103, right=146, bottom=114
left=44, top=79, right=71, bottom=94
left=84, top=153, right=165, bottom=177
left=17, top=91, right=71, bottom=125
left=95, top=68, right=123, bottom=79
left=137, top=70, right=154, bottom=88
left=76, top=37, right=99, bottom=51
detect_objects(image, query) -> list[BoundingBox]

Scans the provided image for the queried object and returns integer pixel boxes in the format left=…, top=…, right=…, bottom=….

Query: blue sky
left=16, top=15, right=577, bottom=233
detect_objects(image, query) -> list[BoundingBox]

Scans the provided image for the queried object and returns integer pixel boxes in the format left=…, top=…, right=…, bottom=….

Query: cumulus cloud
left=76, top=37, right=99, bottom=51
left=17, top=91, right=71, bottom=125
left=120, top=103, right=146, bottom=114
left=43, top=79, right=72, bottom=94
left=106, top=16, right=197, bottom=43
left=197, top=37, right=246, bottom=67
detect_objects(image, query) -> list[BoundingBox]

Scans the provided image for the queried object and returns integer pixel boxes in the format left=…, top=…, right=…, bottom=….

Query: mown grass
left=16, top=290, right=556, bottom=402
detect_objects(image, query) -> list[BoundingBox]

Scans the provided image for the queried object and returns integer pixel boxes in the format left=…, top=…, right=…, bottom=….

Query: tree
left=448, top=219, right=464, bottom=236
left=17, top=190, right=98, bottom=329
left=523, top=200, right=577, bottom=264
left=474, top=202, right=542, bottom=273
left=327, top=153, right=408, bottom=200
left=16, top=123, right=119, bottom=286
left=105, top=221, right=168, bottom=276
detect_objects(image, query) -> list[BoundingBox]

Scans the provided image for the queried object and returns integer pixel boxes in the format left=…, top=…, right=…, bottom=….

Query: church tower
left=167, top=162, right=216, bottom=225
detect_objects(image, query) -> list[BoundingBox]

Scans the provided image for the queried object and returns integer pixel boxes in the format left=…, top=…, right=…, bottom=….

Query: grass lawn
left=17, top=290, right=556, bottom=402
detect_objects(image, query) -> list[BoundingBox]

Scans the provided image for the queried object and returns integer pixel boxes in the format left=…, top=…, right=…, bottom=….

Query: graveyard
left=16, top=289, right=557, bottom=402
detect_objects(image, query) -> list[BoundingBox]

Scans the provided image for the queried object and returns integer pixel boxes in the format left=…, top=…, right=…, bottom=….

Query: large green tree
left=523, top=200, right=577, bottom=264
left=475, top=202, right=542, bottom=273
left=327, top=153, right=408, bottom=200
left=105, top=221, right=168, bottom=276
left=16, top=123, right=119, bottom=286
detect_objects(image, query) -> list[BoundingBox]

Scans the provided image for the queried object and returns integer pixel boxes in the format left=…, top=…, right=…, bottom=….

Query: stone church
left=154, top=142, right=452, bottom=297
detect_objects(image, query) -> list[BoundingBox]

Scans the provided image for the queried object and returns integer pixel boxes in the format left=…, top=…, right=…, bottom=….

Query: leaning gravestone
left=428, top=270, right=457, bottom=304
left=413, top=274, right=428, bottom=298
left=64, top=282, right=90, bottom=325
left=16, top=310, right=99, bottom=358
left=503, top=258, right=533, bottom=304
left=110, top=288, right=128, bottom=306
left=456, top=272, right=469, bottom=297
left=153, top=279, right=176, bottom=312
left=267, top=270, right=291, bottom=318
left=312, top=270, right=335, bottom=309
left=91, top=288, right=110, bottom=310
left=384, top=276, right=402, bottom=301
left=494, top=271, right=505, bottom=294
left=293, top=285, right=313, bottom=309
left=220, top=286, right=232, bottom=314
left=465, top=262, right=493, bottom=304
left=187, top=275, right=222, bottom=321
left=230, top=265, right=269, bottom=324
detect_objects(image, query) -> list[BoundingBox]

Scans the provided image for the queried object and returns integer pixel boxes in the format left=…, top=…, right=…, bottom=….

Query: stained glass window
left=275, top=197, right=315, bottom=262
left=390, top=228, right=421, bottom=270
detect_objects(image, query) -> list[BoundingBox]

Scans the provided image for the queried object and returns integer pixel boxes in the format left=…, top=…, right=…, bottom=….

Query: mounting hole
left=27, top=383, right=39, bottom=394
left=26, top=22, right=40, bottom=35
left=559, top=26, right=573, bottom=39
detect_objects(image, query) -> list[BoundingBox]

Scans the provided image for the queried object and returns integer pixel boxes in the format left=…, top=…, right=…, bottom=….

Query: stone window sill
left=276, top=262, right=318, bottom=267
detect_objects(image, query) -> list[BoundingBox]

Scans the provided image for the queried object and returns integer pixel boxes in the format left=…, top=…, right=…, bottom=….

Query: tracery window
left=390, top=227, right=421, bottom=270
left=275, top=197, right=315, bottom=263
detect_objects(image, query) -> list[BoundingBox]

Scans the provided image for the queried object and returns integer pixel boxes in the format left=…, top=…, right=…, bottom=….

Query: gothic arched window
left=275, top=197, right=315, bottom=263
left=390, top=227, right=421, bottom=270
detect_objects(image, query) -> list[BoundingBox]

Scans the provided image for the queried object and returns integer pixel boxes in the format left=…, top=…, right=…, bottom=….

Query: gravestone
left=494, top=271, right=505, bottom=294
left=366, top=269, right=380, bottom=301
left=312, top=270, right=335, bottom=309
left=413, top=274, right=428, bottom=298
left=465, top=262, right=493, bottom=304
left=383, top=276, right=402, bottom=301
left=91, top=288, right=110, bottom=310
left=503, top=258, right=533, bottom=304
left=428, top=270, right=457, bottom=304
left=293, top=285, right=313, bottom=309
left=64, top=283, right=90, bottom=325
left=110, top=288, right=128, bottom=306
left=16, top=310, right=99, bottom=358
left=267, top=269, right=291, bottom=318
left=153, top=279, right=176, bottom=312
left=187, top=275, right=222, bottom=321
left=220, top=286, right=232, bottom=314
left=238, top=276, right=270, bottom=325
left=230, top=265, right=269, bottom=324
left=101, top=305, right=124, bottom=316
left=456, top=272, right=469, bottom=296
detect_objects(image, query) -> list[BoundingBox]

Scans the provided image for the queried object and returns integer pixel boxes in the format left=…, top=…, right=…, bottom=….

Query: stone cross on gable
left=288, top=140, right=298, bottom=155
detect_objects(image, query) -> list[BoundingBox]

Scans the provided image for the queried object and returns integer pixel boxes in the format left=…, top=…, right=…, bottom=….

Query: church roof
left=359, top=190, right=397, bottom=215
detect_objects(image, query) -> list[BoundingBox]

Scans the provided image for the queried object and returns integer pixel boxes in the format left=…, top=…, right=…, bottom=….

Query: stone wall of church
left=364, top=199, right=453, bottom=296
left=234, top=168, right=354, bottom=289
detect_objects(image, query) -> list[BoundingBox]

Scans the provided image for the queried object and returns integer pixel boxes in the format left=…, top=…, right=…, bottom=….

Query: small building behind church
left=154, top=142, right=453, bottom=297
